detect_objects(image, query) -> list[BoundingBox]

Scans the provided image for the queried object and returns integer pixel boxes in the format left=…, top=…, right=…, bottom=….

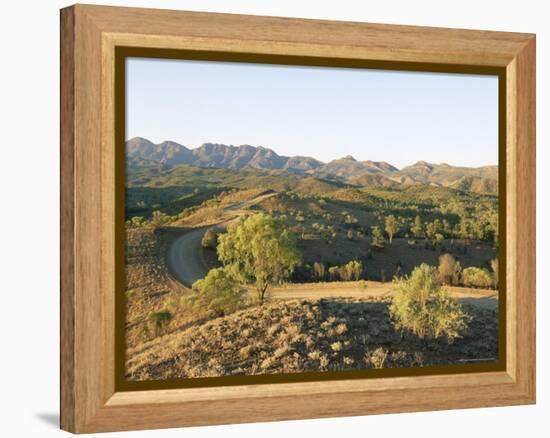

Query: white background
left=0, top=0, right=546, bottom=436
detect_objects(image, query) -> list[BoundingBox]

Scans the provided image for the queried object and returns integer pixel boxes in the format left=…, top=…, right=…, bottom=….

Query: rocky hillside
left=126, top=137, right=322, bottom=173
left=315, top=155, right=398, bottom=179
left=125, top=297, right=498, bottom=381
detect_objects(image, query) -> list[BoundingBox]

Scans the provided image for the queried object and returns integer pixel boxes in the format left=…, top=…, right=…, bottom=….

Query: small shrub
left=308, top=350, right=322, bottom=361
left=339, top=260, right=363, bottom=281
left=328, top=266, right=340, bottom=281
left=148, top=310, right=172, bottom=334
left=366, top=347, right=388, bottom=369
left=335, top=323, right=348, bottom=335
left=389, top=263, right=471, bottom=342
left=462, top=267, right=494, bottom=288
left=313, top=261, right=326, bottom=280
left=150, top=210, right=170, bottom=228
left=184, top=267, right=245, bottom=317
left=343, top=356, right=354, bottom=366
left=319, top=355, right=330, bottom=368
left=201, top=229, right=218, bottom=249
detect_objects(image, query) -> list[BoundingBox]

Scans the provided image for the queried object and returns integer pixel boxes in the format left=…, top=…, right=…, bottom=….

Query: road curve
left=166, top=227, right=211, bottom=288
left=166, top=192, right=277, bottom=288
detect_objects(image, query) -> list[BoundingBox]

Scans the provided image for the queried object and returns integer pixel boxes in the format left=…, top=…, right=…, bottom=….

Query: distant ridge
left=126, top=137, right=498, bottom=195
left=126, top=137, right=322, bottom=173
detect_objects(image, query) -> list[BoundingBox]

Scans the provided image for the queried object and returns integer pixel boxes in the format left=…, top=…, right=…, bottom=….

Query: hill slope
left=126, top=298, right=498, bottom=381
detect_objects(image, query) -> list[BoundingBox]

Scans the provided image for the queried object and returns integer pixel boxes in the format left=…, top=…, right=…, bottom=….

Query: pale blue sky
left=126, top=58, right=498, bottom=168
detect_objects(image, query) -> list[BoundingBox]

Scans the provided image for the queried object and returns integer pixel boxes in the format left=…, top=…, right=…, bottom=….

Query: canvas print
left=123, top=58, right=500, bottom=382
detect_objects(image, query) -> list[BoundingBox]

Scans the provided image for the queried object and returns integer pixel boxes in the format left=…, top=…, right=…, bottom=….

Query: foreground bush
left=185, top=268, right=245, bottom=317
left=462, top=267, right=494, bottom=288
left=389, top=263, right=471, bottom=342
left=148, top=310, right=172, bottom=335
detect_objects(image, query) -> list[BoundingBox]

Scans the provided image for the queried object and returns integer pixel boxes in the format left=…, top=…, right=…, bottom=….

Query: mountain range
left=126, top=137, right=498, bottom=194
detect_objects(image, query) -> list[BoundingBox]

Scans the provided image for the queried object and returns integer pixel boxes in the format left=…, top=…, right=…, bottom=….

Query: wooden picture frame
left=60, top=4, right=536, bottom=433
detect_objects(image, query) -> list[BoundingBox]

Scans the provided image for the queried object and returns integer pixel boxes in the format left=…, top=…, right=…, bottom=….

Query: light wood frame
left=60, top=4, right=536, bottom=434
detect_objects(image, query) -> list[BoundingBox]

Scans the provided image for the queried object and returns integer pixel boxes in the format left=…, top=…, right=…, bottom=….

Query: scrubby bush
left=184, top=268, right=245, bottom=316
left=150, top=210, right=170, bottom=228
left=328, top=266, right=340, bottom=281
left=201, top=229, right=218, bottom=249
left=389, top=263, right=471, bottom=342
left=128, top=216, right=145, bottom=228
left=313, top=261, right=325, bottom=280
left=148, top=310, right=172, bottom=334
left=462, top=267, right=494, bottom=288
left=340, top=260, right=363, bottom=281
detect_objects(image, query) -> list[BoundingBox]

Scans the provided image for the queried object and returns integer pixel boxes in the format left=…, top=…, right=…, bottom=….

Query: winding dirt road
left=166, top=192, right=277, bottom=287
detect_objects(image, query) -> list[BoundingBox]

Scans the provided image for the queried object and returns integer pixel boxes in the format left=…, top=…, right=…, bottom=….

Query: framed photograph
left=60, top=4, right=536, bottom=433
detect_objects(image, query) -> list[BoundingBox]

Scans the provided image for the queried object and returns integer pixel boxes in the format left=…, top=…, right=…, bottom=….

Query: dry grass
left=125, top=297, right=498, bottom=381
left=125, top=227, right=196, bottom=348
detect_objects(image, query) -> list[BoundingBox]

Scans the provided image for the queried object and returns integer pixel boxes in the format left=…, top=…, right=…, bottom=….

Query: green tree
left=411, top=215, right=423, bottom=239
left=426, top=219, right=443, bottom=243
left=384, top=215, right=400, bottom=245
left=370, top=226, right=385, bottom=249
left=389, top=263, right=471, bottom=341
left=458, top=217, right=473, bottom=240
left=201, top=229, right=218, bottom=249
left=185, top=268, right=244, bottom=316
left=217, top=213, right=301, bottom=305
